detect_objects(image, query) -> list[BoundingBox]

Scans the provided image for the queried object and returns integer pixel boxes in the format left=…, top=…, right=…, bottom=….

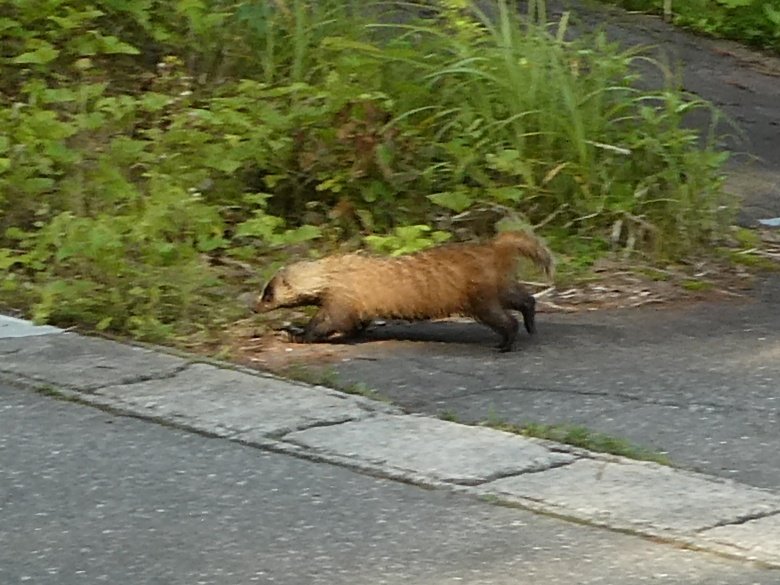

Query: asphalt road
left=326, top=1, right=780, bottom=491
left=1, top=383, right=776, bottom=584
left=332, top=274, right=780, bottom=490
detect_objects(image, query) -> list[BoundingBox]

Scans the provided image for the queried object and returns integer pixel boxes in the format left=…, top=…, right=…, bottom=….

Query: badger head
left=253, top=262, right=327, bottom=312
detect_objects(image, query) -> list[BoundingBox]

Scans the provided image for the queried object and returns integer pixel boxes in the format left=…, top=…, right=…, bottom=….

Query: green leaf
left=99, top=35, right=140, bottom=55
left=428, top=190, right=474, bottom=212
left=321, top=36, right=381, bottom=54
left=0, top=18, right=21, bottom=33
left=48, top=9, right=103, bottom=29
left=12, top=44, right=59, bottom=65
left=197, top=235, right=227, bottom=252
left=205, top=155, right=242, bottom=174
left=0, top=249, right=21, bottom=270
left=489, top=186, right=525, bottom=203
left=485, top=149, right=527, bottom=176
left=282, top=224, right=321, bottom=244
left=765, top=5, right=780, bottom=25
left=5, top=227, right=30, bottom=240
left=42, top=88, right=77, bottom=103
left=140, top=93, right=172, bottom=112
left=235, top=214, right=284, bottom=239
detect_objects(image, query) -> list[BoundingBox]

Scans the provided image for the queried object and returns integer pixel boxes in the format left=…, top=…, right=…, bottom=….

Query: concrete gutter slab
left=284, top=414, right=576, bottom=484
left=0, top=332, right=188, bottom=391
left=97, top=363, right=395, bottom=438
left=483, top=458, right=780, bottom=535
left=700, top=513, right=780, bottom=565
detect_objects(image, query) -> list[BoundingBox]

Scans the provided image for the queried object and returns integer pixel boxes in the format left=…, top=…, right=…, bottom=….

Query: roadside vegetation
left=1, top=0, right=735, bottom=343
left=483, top=419, right=672, bottom=465
left=597, top=0, right=780, bottom=53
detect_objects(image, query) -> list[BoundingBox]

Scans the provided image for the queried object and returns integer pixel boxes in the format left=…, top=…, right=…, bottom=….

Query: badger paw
left=278, top=324, right=307, bottom=343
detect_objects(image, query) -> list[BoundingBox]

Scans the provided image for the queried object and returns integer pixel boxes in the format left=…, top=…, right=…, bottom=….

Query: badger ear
left=260, top=279, right=275, bottom=302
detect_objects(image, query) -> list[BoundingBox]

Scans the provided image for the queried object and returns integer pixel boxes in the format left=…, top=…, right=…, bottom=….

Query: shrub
left=0, top=0, right=733, bottom=339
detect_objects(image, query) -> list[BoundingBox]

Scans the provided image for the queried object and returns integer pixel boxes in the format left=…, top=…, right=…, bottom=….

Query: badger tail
left=493, top=230, right=555, bottom=279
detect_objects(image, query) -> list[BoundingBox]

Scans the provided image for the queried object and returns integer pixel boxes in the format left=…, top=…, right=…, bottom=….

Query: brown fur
left=255, top=230, right=554, bottom=351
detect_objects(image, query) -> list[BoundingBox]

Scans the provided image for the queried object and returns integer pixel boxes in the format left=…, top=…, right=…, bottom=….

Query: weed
left=485, top=420, right=672, bottom=465
left=726, top=251, right=780, bottom=271
left=439, top=410, right=460, bottom=423
left=681, top=279, right=714, bottom=292
left=278, top=363, right=388, bottom=401
left=35, top=385, right=79, bottom=404
left=279, top=364, right=338, bottom=387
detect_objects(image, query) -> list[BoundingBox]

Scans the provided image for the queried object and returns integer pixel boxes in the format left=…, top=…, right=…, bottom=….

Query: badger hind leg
left=293, top=303, right=362, bottom=344
left=474, top=302, right=520, bottom=352
left=502, top=282, right=536, bottom=335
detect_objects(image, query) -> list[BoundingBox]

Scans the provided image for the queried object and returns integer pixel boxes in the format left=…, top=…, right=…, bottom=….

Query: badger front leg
left=291, top=303, right=362, bottom=343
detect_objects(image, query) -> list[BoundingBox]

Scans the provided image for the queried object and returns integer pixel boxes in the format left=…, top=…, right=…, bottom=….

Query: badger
left=255, top=230, right=554, bottom=352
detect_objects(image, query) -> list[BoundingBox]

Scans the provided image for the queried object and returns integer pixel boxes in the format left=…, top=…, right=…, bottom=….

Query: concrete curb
left=2, top=316, right=779, bottom=568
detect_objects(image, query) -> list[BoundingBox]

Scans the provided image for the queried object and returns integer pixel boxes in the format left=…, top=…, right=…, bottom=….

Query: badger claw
left=279, top=324, right=307, bottom=343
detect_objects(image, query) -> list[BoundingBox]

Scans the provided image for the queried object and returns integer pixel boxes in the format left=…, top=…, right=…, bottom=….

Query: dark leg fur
left=290, top=304, right=361, bottom=344
left=474, top=302, right=519, bottom=352
left=354, top=320, right=372, bottom=337
left=502, top=282, right=536, bottom=335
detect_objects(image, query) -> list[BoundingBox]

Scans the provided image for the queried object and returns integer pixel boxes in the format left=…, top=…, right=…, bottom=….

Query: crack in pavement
left=460, top=457, right=584, bottom=487
left=88, top=361, right=198, bottom=393
left=695, top=509, right=780, bottom=534
left=271, top=413, right=379, bottom=441
left=0, top=358, right=198, bottom=395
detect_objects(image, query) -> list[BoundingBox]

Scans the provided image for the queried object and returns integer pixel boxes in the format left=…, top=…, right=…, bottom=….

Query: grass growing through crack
left=278, top=368, right=671, bottom=464
left=35, top=385, right=80, bottom=403
left=438, top=410, right=460, bottom=423
left=279, top=363, right=390, bottom=402
left=485, top=420, right=672, bottom=465
left=442, top=409, right=670, bottom=464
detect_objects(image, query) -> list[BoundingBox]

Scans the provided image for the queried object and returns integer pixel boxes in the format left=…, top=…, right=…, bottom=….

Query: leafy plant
left=0, top=0, right=735, bottom=342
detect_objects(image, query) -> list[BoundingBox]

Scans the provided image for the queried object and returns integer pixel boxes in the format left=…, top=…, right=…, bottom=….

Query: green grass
left=34, top=385, right=80, bottom=404
left=279, top=364, right=389, bottom=401
left=681, top=279, right=714, bottom=292
left=438, top=410, right=460, bottom=423
left=485, top=420, right=672, bottom=465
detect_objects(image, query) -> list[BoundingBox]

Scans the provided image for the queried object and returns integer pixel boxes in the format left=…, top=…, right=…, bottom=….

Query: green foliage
left=0, top=0, right=734, bottom=340
left=599, top=0, right=780, bottom=52
left=364, top=226, right=452, bottom=255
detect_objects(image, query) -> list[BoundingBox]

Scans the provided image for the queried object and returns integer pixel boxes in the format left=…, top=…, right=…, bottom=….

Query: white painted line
left=0, top=314, right=62, bottom=338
